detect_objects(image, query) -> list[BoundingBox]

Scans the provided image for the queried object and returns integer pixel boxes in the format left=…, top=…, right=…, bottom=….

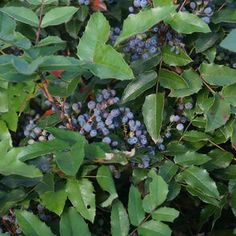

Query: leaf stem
left=35, top=0, right=45, bottom=44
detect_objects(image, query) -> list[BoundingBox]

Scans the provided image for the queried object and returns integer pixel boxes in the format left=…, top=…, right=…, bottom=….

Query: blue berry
left=83, top=123, right=92, bottom=132
left=90, top=130, right=97, bottom=137
left=122, top=116, right=129, bottom=123
left=127, top=112, right=134, bottom=119
left=88, top=101, right=96, bottom=110
left=103, top=137, right=111, bottom=144
left=176, top=123, right=184, bottom=131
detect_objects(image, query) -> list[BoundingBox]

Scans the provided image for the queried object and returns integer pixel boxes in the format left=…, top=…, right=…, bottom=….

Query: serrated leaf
left=220, top=29, right=236, bottom=53
left=15, top=210, right=55, bottom=236
left=115, top=6, right=176, bottom=45
left=128, top=185, right=145, bottom=226
left=165, top=12, right=211, bottom=34
left=206, top=94, right=231, bottom=132
left=138, top=220, right=171, bottom=236
left=0, top=7, right=39, bottom=27
left=41, top=7, right=78, bottom=28
left=152, top=207, right=179, bottom=222
left=169, top=69, right=202, bottom=97
left=162, top=45, right=192, bottom=66
left=200, top=63, right=236, bottom=86
left=174, top=151, right=211, bottom=166
left=142, top=93, right=164, bottom=143
left=66, top=178, right=95, bottom=223
left=111, top=200, right=129, bottom=236
left=40, top=187, right=67, bottom=216
left=221, top=83, right=236, bottom=106
left=96, top=166, right=118, bottom=207
left=121, top=71, right=157, bottom=103
left=142, top=170, right=168, bottom=213
left=180, top=166, right=220, bottom=206
left=159, top=69, right=187, bottom=90
left=60, top=207, right=91, bottom=236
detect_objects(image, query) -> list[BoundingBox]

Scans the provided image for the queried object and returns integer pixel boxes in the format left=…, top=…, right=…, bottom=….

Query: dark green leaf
left=142, top=93, right=164, bottom=143
left=222, top=83, right=236, bottom=106
left=152, top=207, right=179, bottom=222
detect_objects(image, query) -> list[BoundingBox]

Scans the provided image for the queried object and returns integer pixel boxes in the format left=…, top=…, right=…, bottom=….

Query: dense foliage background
left=0, top=0, right=236, bottom=235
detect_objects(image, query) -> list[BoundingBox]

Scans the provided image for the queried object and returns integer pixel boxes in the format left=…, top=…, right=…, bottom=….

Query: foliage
left=0, top=0, right=235, bottom=235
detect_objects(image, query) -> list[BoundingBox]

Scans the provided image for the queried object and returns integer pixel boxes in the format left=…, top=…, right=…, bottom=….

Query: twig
left=35, top=0, right=45, bottom=44
left=179, top=0, right=188, bottom=12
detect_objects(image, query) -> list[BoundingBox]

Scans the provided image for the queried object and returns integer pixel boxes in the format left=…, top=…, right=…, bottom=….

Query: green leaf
left=111, top=200, right=129, bottom=236
left=180, top=166, right=220, bottom=206
left=116, top=6, right=176, bottom=45
left=60, top=207, right=91, bottom=236
left=142, top=170, right=168, bottom=213
left=26, top=0, right=58, bottom=5
left=138, top=220, right=171, bottom=236
left=0, top=141, right=42, bottom=178
left=18, top=139, right=69, bottom=161
left=142, top=93, right=164, bottom=143
left=212, top=9, right=236, bottom=24
left=41, top=7, right=78, bottom=28
left=152, top=207, right=179, bottom=222
left=222, top=83, right=236, bottom=106
left=220, top=29, right=236, bottom=53
left=0, top=88, right=8, bottom=113
left=153, top=0, right=173, bottom=7
left=66, top=178, right=96, bottom=223
left=121, top=71, right=157, bottom=103
left=169, top=69, right=202, bottom=97
left=195, top=33, right=222, bottom=53
left=77, top=12, right=133, bottom=80
left=1, top=111, right=18, bottom=132
left=55, top=139, right=85, bottom=176
left=200, top=63, right=236, bottom=86
left=203, top=149, right=233, bottom=171
left=165, top=12, right=211, bottom=34
left=40, top=187, right=67, bottom=216
left=162, top=45, right=192, bottom=66
left=0, top=12, right=16, bottom=40
left=0, top=7, right=39, bottom=27
left=96, top=166, right=118, bottom=207
left=128, top=185, right=145, bottom=226
left=159, top=69, right=187, bottom=91
left=77, top=12, right=110, bottom=61
left=36, top=36, right=65, bottom=47
left=174, top=152, right=211, bottom=166
left=182, top=131, right=210, bottom=142
left=159, top=160, right=178, bottom=183
left=231, top=120, right=236, bottom=151
left=88, top=44, right=134, bottom=80
left=206, top=94, right=231, bottom=132
left=15, top=210, right=55, bottom=236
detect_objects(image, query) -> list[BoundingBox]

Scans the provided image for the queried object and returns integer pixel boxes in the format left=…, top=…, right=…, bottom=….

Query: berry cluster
left=0, top=212, right=22, bottom=235
left=23, top=89, right=148, bottom=149
left=183, top=0, right=214, bottom=24
left=78, top=0, right=90, bottom=5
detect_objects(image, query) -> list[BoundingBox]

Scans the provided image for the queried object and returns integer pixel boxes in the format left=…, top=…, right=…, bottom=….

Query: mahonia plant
left=0, top=0, right=236, bottom=235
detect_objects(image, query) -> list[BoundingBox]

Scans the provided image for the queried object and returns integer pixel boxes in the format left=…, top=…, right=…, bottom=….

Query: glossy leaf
left=162, top=45, right=192, bottom=66
left=41, top=7, right=78, bottom=28
left=128, top=185, right=145, bottom=226
left=142, top=93, right=164, bottom=143
left=66, top=178, right=96, bottom=222
left=222, top=83, right=236, bottom=106
left=15, top=210, right=55, bottom=236
left=121, top=71, right=157, bottom=103
left=60, top=207, right=91, bottom=236
left=165, top=12, right=211, bottom=34
left=142, top=170, right=168, bottom=213
left=138, top=220, right=171, bottom=236
left=0, top=7, right=39, bottom=27
left=174, top=152, right=211, bottom=166
left=152, top=207, right=179, bottom=222
left=96, top=166, right=118, bottom=207
left=40, top=188, right=67, bottom=216
left=212, top=9, right=236, bottom=24
left=116, top=6, right=176, bottom=45
left=111, top=200, right=129, bottom=236
left=200, top=63, right=236, bottom=86
left=159, top=160, right=178, bottom=183
left=180, top=166, right=220, bottom=206
left=206, top=94, right=231, bottom=132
